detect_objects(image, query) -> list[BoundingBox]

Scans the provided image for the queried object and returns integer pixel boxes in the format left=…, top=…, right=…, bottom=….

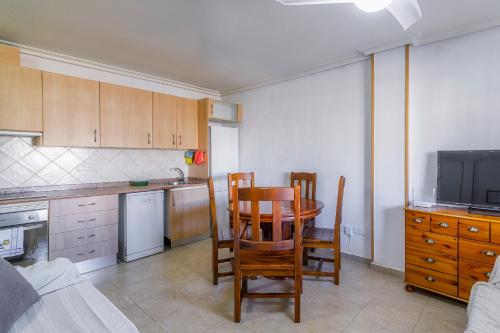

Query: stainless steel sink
left=166, top=180, right=195, bottom=186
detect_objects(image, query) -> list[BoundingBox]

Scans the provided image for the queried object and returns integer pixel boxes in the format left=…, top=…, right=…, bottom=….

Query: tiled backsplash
left=0, top=137, right=188, bottom=189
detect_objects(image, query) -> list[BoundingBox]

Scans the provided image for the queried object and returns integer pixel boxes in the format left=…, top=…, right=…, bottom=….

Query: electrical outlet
left=353, top=226, right=366, bottom=236
left=343, top=225, right=353, bottom=236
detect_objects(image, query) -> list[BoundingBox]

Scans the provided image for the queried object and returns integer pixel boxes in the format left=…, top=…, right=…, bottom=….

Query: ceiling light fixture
left=353, top=0, right=392, bottom=13
left=275, top=0, right=422, bottom=30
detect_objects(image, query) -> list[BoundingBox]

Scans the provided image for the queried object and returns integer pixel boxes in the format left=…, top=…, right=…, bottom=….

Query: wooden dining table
left=227, top=198, right=325, bottom=239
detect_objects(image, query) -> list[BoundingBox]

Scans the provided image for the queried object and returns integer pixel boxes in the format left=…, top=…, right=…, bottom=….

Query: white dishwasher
left=118, top=190, right=164, bottom=262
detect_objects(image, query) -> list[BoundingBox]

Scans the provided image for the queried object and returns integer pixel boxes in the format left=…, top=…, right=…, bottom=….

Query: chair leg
left=334, top=248, right=340, bottom=285
left=234, top=269, right=241, bottom=323
left=212, top=245, right=218, bottom=285
left=294, top=275, right=301, bottom=323
left=303, top=247, right=308, bottom=266
left=242, top=276, right=248, bottom=294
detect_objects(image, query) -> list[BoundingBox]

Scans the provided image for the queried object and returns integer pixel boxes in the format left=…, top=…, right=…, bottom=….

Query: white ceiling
left=1, top=0, right=500, bottom=94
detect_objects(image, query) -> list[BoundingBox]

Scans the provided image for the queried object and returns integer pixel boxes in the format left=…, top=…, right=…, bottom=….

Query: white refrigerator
left=210, top=126, right=239, bottom=227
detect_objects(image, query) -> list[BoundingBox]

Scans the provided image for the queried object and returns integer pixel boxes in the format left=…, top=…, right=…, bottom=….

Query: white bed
left=8, top=259, right=139, bottom=333
left=465, top=256, right=500, bottom=333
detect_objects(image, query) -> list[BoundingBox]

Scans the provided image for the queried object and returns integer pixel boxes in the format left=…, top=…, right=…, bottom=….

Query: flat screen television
left=437, top=150, right=500, bottom=213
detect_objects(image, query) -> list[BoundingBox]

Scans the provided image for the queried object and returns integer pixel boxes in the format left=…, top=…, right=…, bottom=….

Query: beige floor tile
left=85, top=239, right=469, bottom=333
left=138, top=322, right=167, bottom=333
left=157, top=300, right=226, bottom=333
left=120, top=303, right=156, bottom=330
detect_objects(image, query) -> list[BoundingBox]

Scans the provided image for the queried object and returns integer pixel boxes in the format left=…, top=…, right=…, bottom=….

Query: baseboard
left=341, top=252, right=371, bottom=264
left=370, top=261, right=405, bottom=278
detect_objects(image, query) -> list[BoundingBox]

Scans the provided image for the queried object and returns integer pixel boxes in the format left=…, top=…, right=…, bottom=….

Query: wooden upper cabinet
left=0, top=44, right=20, bottom=65
left=0, top=63, right=42, bottom=132
left=152, top=93, right=177, bottom=149
left=42, top=72, right=100, bottom=147
left=176, top=97, right=198, bottom=150
left=100, top=83, right=152, bottom=149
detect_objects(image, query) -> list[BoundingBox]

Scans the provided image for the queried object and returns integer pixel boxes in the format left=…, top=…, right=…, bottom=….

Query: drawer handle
left=88, top=250, right=96, bottom=254
left=78, top=203, right=96, bottom=207
left=77, top=253, right=85, bottom=256
left=413, top=218, right=423, bottom=224
left=425, top=257, right=435, bottom=264
left=425, top=239, right=436, bottom=245
left=88, top=234, right=96, bottom=238
left=77, top=236, right=85, bottom=240
left=425, top=276, right=436, bottom=282
left=78, top=218, right=96, bottom=223
left=481, top=250, right=497, bottom=257
left=485, top=272, right=491, bottom=278
left=438, top=222, right=449, bottom=228
left=468, top=226, right=480, bottom=233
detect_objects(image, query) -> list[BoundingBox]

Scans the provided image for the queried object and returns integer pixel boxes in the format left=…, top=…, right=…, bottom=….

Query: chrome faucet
left=171, top=167, right=185, bottom=183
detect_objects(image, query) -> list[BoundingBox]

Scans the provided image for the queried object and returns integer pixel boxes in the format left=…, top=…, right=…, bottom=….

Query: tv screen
left=437, top=150, right=500, bottom=209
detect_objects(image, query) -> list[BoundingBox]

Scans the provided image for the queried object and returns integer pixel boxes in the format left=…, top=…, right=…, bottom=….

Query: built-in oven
left=0, top=201, right=48, bottom=266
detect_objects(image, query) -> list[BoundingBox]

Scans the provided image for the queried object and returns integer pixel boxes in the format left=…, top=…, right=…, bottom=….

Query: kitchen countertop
left=0, top=178, right=208, bottom=205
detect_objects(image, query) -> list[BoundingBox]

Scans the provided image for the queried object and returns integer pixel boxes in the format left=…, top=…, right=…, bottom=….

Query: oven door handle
left=22, top=223, right=45, bottom=231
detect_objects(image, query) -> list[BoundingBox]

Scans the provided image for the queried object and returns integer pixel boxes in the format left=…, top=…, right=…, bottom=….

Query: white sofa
left=8, top=259, right=139, bottom=333
left=465, top=256, right=500, bottom=333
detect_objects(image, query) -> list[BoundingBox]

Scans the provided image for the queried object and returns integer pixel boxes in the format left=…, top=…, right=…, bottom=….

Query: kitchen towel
left=194, top=151, right=205, bottom=165
left=184, top=150, right=194, bottom=165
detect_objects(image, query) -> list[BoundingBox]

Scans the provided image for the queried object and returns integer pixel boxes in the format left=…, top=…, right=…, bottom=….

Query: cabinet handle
left=78, top=218, right=96, bottom=223
left=179, top=135, right=182, bottom=146
left=210, top=104, right=214, bottom=115
left=425, top=239, right=435, bottom=245
left=425, top=257, right=435, bottom=264
left=413, top=218, right=423, bottom=224
left=485, top=272, right=491, bottom=278
left=94, top=129, right=97, bottom=143
left=77, top=253, right=85, bottom=256
left=468, top=226, right=480, bottom=233
left=78, top=203, right=96, bottom=207
left=77, top=236, right=85, bottom=240
left=88, top=234, right=96, bottom=238
left=172, top=134, right=176, bottom=146
left=148, top=133, right=151, bottom=144
left=88, top=250, right=95, bottom=254
left=481, top=250, right=497, bottom=257
left=438, top=222, right=449, bottom=228
left=425, top=276, right=436, bottom=282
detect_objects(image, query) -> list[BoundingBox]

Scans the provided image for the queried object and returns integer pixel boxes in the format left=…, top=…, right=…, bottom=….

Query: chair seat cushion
left=303, top=226, right=335, bottom=243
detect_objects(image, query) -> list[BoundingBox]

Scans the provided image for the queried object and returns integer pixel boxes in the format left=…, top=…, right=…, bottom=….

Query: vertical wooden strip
left=404, top=44, right=410, bottom=207
left=370, top=53, right=375, bottom=263
left=305, top=180, right=310, bottom=200
left=272, top=201, right=282, bottom=241
left=251, top=200, right=261, bottom=242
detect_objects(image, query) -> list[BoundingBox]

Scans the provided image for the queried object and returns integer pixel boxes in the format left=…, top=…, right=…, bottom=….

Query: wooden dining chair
left=209, top=177, right=234, bottom=285
left=290, top=172, right=317, bottom=228
left=228, top=172, right=255, bottom=207
left=233, top=185, right=302, bottom=323
left=302, top=176, right=345, bottom=285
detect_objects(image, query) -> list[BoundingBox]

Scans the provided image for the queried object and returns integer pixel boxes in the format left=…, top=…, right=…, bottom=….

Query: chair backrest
left=208, top=177, right=219, bottom=241
left=335, top=176, right=346, bottom=232
left=233, top=186, right=301, bottom=255
left=290, top=172, right=316, bottom=200
left=228, top=172, right=255, bottom=205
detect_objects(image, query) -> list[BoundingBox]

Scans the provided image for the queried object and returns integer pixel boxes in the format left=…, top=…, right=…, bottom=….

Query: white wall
left=411, top=26, right=500, bottom=202
left=227, top=61, right=372, bottom=259
left=373, top=47, right=406, bottom=271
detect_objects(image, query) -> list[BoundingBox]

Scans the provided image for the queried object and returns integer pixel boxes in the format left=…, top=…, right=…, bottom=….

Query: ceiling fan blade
left=275, top=0, right=353, bottom=5
left=386, top=0, right=422, bottom=30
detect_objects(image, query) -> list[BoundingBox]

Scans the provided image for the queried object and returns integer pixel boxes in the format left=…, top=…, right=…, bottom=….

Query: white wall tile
left=0, top=137, right=189, bottom=188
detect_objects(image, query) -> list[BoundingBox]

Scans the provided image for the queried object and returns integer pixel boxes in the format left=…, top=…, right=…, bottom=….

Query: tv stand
left=469, top=205, right=500, bottom=217
left=404, top=205, right=500, bottom=302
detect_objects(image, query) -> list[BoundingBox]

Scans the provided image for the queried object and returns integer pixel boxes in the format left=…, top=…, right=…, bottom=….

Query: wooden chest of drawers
left=49, top=195, right=119, bottom=266
left=405, top=206, right=500, bottom=302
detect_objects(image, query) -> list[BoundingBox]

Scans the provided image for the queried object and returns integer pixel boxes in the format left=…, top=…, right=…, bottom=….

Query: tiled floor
left=83, top=239, right=467, bottom=333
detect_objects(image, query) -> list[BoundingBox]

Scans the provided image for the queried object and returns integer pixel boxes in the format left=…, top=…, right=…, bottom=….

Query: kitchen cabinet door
left=176, top=97, right=198, bottom=149
left=100, top=83, right=152, bottom=148
left=167, top=186, right=210, bottom=247
left=0, top=63, right=42, bottom=132
left=152, top=92, right=177, bottom=149
left=42, top=72, right=100, bottom=147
